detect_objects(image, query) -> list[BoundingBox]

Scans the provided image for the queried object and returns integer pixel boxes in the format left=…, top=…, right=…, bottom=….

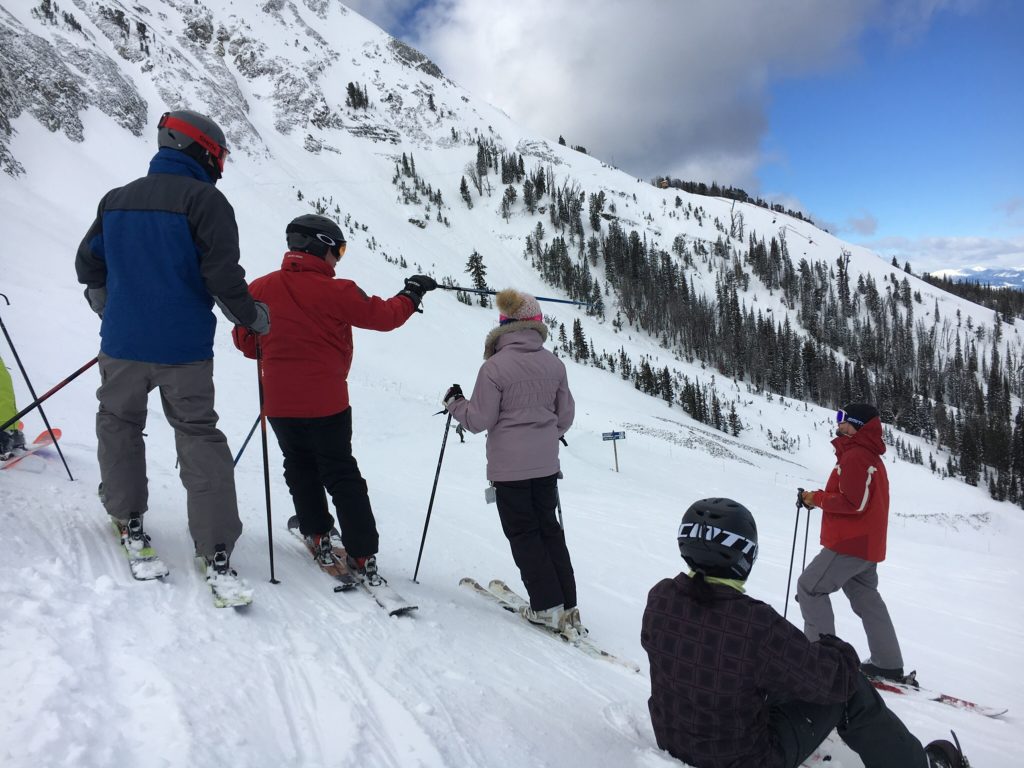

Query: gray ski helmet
left=677, top=498, right=758, bottom=580
left=157, top=110, right=229, bottom=178
left=286, top=214, right=346, bottom=259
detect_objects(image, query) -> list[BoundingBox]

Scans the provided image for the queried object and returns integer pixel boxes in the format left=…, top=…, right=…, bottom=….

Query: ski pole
left=437, top=284, right=592, bottom=308
left=0, top=295, right=80, bottom=481
left=413, top=404, right=454, bottom=582
left=783, top=488, right=804, bottom=619
left=233, top=413, right=261, bottom=466
left=256, top=337, right=279, bottom=584
left=555, top=468, right=565, bottom=529
left=0, top=356, right=98, bottom=432
left=801, top=498, right=812, bottom=572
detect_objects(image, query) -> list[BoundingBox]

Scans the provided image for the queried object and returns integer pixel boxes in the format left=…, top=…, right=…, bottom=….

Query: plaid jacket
left=641, top=573, right=860, bottom=768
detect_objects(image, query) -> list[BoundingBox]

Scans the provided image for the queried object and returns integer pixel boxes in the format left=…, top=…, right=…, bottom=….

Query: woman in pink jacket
left=443, top=289, right=584, bottom=637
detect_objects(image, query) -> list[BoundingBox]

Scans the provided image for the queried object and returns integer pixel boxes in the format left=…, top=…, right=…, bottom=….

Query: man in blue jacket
left=76, top=109, right=268, bottom=584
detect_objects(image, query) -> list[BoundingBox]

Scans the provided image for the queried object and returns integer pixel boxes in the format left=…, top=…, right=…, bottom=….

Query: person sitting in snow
left=641, top=496, right=969, bottom=768
left=232, top=214, right=435, bottom=584
left=0, top=353, right=27, bottom=460
left=441, top=288, right=585, bottom=638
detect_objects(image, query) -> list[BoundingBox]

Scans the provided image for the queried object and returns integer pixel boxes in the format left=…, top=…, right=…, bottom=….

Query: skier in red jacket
left=233, top=214, right=435, bottom=583
left=799, top=403, right=907, bottom=682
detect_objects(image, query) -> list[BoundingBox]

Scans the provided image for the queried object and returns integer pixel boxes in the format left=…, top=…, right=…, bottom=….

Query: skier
left=798, top=403, right=907, bottom=682
left=442, top=288, right=584, bottom=637
left=75, top=109, right=269, bottom=587
left=641, top=497, right=970, bottom=768
left=0, top=353, right=27, bottom=459
left=231, top=214, right=435, bottom=584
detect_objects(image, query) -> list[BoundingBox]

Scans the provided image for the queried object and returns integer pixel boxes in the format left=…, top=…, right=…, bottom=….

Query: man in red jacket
left=233, top=214, right=435, bottom=583
left=799, top=403, right=906, bottom=682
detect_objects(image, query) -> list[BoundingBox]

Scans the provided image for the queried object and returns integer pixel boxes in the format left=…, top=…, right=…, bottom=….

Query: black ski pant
left=494, top=473, right=577, bottom=611
left=268, top=408, right=379, bottom=558
left=770, top=671, right=928, bottom=768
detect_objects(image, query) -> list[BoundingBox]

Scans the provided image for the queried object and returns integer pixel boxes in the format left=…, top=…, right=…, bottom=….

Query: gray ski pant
left=797, top=548, right=904, bottom=669
left=96, top=352, right=242, bottom=557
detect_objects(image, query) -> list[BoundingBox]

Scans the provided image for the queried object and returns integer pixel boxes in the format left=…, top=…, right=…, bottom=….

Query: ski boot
left=347, top=553, right=384, bottom=586
left=117, top=515, right=151, bottom=553
left=304, top=532, right=334, bottom=566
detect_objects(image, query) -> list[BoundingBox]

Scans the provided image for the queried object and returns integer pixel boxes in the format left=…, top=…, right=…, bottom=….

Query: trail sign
left=602, top=431, right=625, bottom=471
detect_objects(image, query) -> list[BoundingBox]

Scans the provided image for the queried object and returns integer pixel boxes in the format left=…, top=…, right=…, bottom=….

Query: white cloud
left=861, top=235, right=1024, bottom=273
left=389, top=0, right=885, bottom=189
left=997, top=196, right=1024, bottom=226
left=366, top=0, right=979, bottom=191
left=844, top=212, right=879, bottom=236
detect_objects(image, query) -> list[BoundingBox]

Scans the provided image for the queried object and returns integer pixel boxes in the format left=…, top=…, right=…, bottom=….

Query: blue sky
left=348, top=1, right=1023, bottom=272
left=760, top=2, right=1024, bottom=269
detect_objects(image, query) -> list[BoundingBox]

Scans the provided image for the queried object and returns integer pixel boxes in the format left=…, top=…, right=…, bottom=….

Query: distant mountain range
left=928, top=267, right=1024, bottom=289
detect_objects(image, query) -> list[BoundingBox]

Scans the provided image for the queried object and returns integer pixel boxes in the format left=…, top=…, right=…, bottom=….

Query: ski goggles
left=315, top=233, right=346, bottom=257
left=836, top=409, right=865, bottom=427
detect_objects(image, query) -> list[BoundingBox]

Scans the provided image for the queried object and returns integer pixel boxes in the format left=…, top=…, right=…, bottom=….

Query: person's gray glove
left=83, top=286, right=106, bottom=318
left=247, top=301, right=271, bottom=336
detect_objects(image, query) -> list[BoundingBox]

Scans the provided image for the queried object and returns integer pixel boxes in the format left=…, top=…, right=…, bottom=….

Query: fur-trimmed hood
left=483, top=320, right=548, bottom=359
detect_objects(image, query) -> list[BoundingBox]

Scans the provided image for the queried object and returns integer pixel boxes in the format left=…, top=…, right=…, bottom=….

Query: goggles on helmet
left=836, top=409, right=865, bottom=427
left=288, top=223, right=347, bottom=256
left=315, top=232, right=346, bottom=257
left=158, top=112, right=229, bottom=173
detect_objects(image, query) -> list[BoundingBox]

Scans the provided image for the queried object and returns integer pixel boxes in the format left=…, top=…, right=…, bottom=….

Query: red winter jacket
left=811, top=417, right=890, bottom=562
left=232, top=252, right=415, bottom=418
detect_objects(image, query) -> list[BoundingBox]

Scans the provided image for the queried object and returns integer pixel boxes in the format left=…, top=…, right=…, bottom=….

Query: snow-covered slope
left=1, top=2, right=1022, bottom=767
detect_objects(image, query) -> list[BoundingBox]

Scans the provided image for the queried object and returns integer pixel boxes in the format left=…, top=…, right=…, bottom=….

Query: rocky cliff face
left=0, top=0, right=454, bottom=176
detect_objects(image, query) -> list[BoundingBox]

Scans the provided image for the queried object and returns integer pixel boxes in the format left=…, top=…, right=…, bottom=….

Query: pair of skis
left=0, top=428, right=61, bottom=471
left=112, top=520, right=253, bottom=609
left=460, top=577, right=640, bottom=673
left=287, top=518, right=417, bottom=617
left=867, top=674, right=1007, bottom=718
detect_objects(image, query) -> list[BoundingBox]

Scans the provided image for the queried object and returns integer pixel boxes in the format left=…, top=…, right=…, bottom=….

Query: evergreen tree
left=465, top=250, right=489, bottom=307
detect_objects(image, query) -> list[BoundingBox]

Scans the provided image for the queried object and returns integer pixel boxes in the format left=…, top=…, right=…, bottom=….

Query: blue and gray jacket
left=76, top=148, right=257, bottom=364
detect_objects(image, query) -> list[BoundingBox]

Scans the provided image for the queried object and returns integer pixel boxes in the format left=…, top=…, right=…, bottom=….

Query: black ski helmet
left=286, top=214, right=346, bottom=259
left=677, top=497, right=758, bottom=580
left=157, top=110, right=229, bottom=180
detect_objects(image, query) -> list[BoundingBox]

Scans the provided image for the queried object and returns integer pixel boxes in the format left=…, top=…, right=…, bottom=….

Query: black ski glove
left=398, top=274, right=438, bottom=310
left=442, top=383, right=464, bottom=410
